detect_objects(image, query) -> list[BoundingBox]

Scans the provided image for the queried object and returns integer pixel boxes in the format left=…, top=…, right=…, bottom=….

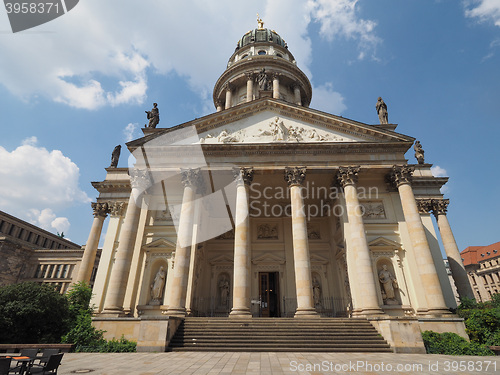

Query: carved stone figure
left=378, top=265, right=399, bottom=304
left=312, top=276, right=322, bottom=306
left=376, top=97, right=388, bottom=124
left=150, top=266, right=166, bottom=305
left=257, top=224, right=278, bottom=239
left=257, top=68, right=271, bottom=90
left=414, top=140, right=425, bottom=164
left=270, top=117, right=287, bottom=141
left=110, top=145, right=121, bottom=168
left=145, top=103, right=160, bottom=128
left=219, top=277, right=230, bottom=306
left=217, top=129, right=240, bottom=143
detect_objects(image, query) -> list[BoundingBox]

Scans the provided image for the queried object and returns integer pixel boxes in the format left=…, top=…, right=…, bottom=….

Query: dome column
left=245, top=72, right=254, bottom=102
left=216, top=100, right=223, bottom=112
left=272, top=73, right=280, bottom=99
left=224, top=83, right=233, bottom=110
left=292, top=83, right=302, bottom=105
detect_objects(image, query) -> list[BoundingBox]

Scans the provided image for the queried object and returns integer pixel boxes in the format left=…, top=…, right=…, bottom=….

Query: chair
left=26, top=353, right=63, bottom=375
left=35, top=350, right=59, bottom=366
left=10, top=349, right=38, bottom=374
left=0, top=357, right=12, bottom=375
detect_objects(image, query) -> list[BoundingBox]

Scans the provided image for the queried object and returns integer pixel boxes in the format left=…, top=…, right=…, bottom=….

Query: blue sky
left=0, top=0, right=499, bottom=252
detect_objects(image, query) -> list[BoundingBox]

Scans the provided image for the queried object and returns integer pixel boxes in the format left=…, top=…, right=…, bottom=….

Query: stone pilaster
left=76, top=202, right=109, bottom=283
left=284, top=167, right=318, bottom=318
left=389, top=165, right=450, bottom=315
left=165, top=168, right=201, bottom=317
left=337, top=167, right=384, bottom=316
left=230, top=167, right=254, bottom=318
left=245, top=72, right=254, bottom=102
left=431, top=199, right=475, bottom=299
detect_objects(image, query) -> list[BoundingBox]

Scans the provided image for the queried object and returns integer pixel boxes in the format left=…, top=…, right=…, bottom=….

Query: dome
left=235, top=28, right=287, bottom=51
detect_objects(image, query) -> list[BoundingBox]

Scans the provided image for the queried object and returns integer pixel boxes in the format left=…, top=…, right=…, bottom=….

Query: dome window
left=241, top=54, right=249, bottom=59
left=276, top=53, right=283, bottom=58
left=258, top=50, right=267, bottom=55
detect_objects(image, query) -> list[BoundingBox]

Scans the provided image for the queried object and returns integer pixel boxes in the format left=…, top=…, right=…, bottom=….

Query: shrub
left=0, top=282, right=69, bottom=344
left=422, top=331, right=493, bottom=356
left=61, top=313, right=105, bottom=350
left=464, top=308, right=500, bottom=345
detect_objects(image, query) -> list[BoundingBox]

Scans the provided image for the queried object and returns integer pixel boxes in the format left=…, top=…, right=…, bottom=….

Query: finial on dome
left=257, top=13, right=264, bottom=29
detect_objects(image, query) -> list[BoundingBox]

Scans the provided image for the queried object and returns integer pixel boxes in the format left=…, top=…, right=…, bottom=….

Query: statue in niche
left=145, top=103, right=160, bottom=128
left=150, top=266, right=166, bottom=305
left=414, top=140, right=425, bottom=164
left=257, top=68, right=271, bottom=90
left=376, top=97, right=388, bottom=124
left=312, top=276, right=322, bottom=306
left=378, top=265, right=399, bottom=305
left=218, top=276, right=230, bottom=306
left=110, top=145, right=121, bottom=168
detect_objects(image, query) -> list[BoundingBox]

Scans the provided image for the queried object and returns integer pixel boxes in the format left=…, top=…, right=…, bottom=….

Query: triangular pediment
left=310, top=253, right=329, bottom=265
left=209, top=254, right=234, bottom=265
left=368, top=237, right=402, bottom=250
left=127, top=99, right=414, bottom=150
left=252, top=253, right=285, bottom=265
left=143, top=238, right=176, bottom=250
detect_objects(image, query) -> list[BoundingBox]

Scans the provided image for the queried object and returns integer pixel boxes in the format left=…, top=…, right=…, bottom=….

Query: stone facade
left=81, top=21, right=471, bottom=352
left=0, top=210, right=89, bottom=293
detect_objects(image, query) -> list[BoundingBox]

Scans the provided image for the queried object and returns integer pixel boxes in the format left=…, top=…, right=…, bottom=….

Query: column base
left=417, top=308, right=452, bottom=316
left=164, top=307, right=187, bottom=318
left=294, top=309, right=320, bottom=319
left=99, top=307, right=128, bottom=318
left=352, top=307, right=385, bottom=317
left=229, top=308, right=252, bottom=318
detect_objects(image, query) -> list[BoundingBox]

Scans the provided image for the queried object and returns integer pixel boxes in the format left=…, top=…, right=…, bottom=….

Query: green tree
left=0, top=282, right=69, bottom=344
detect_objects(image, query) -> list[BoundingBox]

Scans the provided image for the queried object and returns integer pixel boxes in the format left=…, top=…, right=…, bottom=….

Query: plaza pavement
left=57, top=352, right=499, bottom=375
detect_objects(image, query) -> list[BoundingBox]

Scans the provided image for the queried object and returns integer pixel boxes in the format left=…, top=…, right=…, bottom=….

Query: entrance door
left=259, top=272, right=279, bottom=317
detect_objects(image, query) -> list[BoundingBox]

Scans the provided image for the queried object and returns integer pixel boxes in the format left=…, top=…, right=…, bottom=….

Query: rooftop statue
left=146, top=103, right=160, bottom=128
left=376, top=97, right=388, bottom=124
left=110, top=145, right=121, bottom=168
left=414, top=140, right=425, bottom=164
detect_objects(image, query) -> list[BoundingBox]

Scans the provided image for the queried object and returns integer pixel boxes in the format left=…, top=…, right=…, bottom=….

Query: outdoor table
left=11, top=356, right=34, bottom=375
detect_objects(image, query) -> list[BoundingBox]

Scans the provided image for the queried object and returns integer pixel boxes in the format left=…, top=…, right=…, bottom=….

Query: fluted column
left=285, top=167, right=318, bottom=318
left=76, top=202, right=109, bottom=283
left=165, top=169, right=201, bottom=317
left=272, top=73, right=280, bottom=99
left=292, top=83, right=301, bottom=105
left=337, top=167, right=384, bottom=316
left=246, top=72, right=254, bottom=102
left=102, top=169, right=151, bottom=315
left=224, top=83, right=233, bottom=110
left=230, top=167, right=254, bottom=318
left=390, top=165, right=450, bottom=315
left=432, top=199, right=474, bottom=299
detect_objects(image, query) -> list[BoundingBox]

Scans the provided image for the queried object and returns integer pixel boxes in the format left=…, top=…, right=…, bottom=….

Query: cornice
left=91, top=180, right=131, bottom=193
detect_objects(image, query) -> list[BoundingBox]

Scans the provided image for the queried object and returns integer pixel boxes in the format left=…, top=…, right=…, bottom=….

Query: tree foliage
left=0, top=282, right=69, bottom=344
left=422, top=331, right=493, bottom=356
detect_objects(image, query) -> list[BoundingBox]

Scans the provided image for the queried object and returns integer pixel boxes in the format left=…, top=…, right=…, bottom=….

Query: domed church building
left=79, top=18, right=472, bottom=353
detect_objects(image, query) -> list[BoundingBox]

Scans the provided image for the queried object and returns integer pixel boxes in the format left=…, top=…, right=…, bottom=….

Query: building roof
left=461, top=241, right=500, bottom=265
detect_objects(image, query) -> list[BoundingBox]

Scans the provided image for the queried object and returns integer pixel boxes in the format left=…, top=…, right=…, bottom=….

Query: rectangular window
left=54, top=265, right=62, bottom=279
left=61, top=265, right=69, bottom=279
left=47, top=265, right=55, bottom=279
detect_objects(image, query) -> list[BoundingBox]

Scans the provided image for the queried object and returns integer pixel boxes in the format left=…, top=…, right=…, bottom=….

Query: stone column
left=76, top=202, right=109, bottom=283
left=230, top=167, right=254, bottom=318
left=284, top=167, right=318, bottom=318
left=337, top=167, right=384, bottom=316
left=390, top=165, right=450, bottom=315
left=272, top=73, right=280, bottom=99
left=292, top=83, right=301, bottom=105
left=432, top=199, right=475, bottom=299
left=216, top=100, right=223, bottom=112
left=165, top=169, right=200, bottom=317
left=224, top=83, right=233, bottom=110
left=246, top=72, right=254, bottom=102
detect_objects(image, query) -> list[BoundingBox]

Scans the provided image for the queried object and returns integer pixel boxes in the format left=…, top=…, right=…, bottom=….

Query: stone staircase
left=168, top=317, right=392, bottom=352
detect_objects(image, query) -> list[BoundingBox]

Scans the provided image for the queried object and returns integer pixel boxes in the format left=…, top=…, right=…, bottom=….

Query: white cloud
left=0, top=0, right=380, bottom=111
left=124, top=123, right=138, bottom=142
left=431, top=165, right=448, bottom=177
left=465, top=0, right=500, bottom=27
left=311, top=83, right=347, bottom=114
left=0, top=137, right=90, bottom=234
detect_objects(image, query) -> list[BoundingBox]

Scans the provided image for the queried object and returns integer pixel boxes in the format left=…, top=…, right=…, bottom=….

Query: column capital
left=233, top=167, right=254, bottom=186
left=91, top=202, right=109, bottom=218
left=388, top=165, right=415, bottom=188
left=223, top=82, right=234, bottom=91
left=181, top=168, right=202, bottom=191
left=291, top=82, right=301, bottom=90
left=284, top=166, right=306, bottom=187
left=245, top=71, right=254, bottom=80
left=130, top=168, right=153, bottom=192
left=432, top=198, right=449, bottom=217
left=272, top=72, right=281, bottom=80
left=337, top=166, right=360, bottom=187
left=415, top=198, right=433, bottom=214
left=109, top=201, right=126, bottom=217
